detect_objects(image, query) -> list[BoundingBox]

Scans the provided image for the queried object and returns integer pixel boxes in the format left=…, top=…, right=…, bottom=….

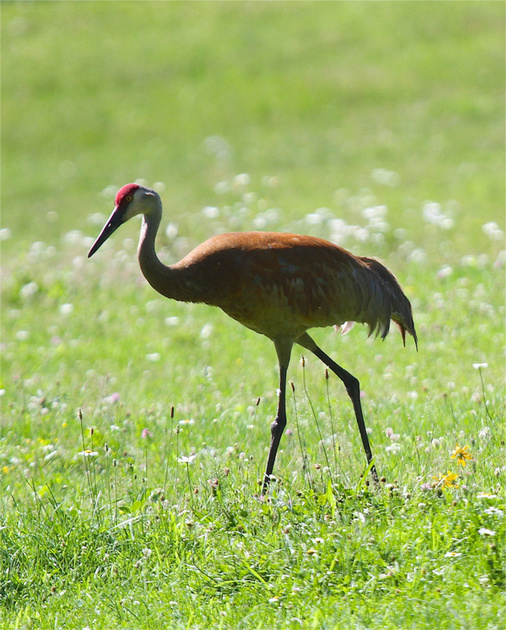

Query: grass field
left=1, top=2, right=505, bottom=629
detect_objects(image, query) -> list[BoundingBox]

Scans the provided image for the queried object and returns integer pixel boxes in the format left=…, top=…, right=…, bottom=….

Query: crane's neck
left=137, top=209, right=191, bottom=303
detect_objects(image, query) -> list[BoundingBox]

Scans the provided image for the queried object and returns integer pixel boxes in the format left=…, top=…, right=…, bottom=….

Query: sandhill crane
left=89, top=183, right=417, bottom=492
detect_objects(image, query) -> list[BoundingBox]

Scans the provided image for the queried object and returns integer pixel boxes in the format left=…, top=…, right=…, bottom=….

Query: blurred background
left=2, top=1, right=504, bottom=255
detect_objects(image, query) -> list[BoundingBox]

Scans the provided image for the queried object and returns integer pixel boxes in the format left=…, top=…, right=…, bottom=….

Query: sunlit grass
left=1, top=170, right=504, bottom=628
left=1, top=1, right=505, bottom=628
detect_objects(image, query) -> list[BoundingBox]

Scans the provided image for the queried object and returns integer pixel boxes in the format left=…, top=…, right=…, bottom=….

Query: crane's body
left=149, top=230, right=409, bottom=344
left=89, top=183, right=418, bottom=491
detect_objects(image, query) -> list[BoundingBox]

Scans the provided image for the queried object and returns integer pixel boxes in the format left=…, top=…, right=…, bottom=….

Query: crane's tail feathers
left=391, top=299, right=418, bottom=350
left=361, top=257, right=418, bottom=350
left=396, top=321, right=407, bottom=346
left=366, top=319, right=390, bottom=341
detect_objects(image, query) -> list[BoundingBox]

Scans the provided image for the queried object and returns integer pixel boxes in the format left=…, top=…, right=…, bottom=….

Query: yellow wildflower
left=433, top=471, right=460, bottom=488
left=451, top=444, right=474, bottom=467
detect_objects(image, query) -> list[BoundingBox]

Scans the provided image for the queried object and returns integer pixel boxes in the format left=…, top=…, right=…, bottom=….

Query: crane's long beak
left=88, top=206, right=124, bottom=258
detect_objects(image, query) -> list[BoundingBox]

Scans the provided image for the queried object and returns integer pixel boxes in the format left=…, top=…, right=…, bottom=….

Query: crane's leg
left=262, top=340, right=292, bottom=494
left=297, top=332, right=379, bottom=483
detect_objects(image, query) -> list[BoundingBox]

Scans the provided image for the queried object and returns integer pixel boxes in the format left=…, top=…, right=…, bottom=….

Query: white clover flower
left=422, top=202, right=454, bottom=229
left=385, top=427, right=400, bottom=441
left=59, top=303, right=74, bottom=316
left=423, top=202, right=443, bottom=224
left=165, top=223, right=178, bottom=239
left=440, top=217, right=455, bottom=229
left=305, top=212, right=324, bottom=225
left=484, top=507, right=504, bottom=518
left=437, top=265, right=453, bottom=279
left=153, top=182, right=166, bottom=193
left=178, top=418, right=195, bottom=426
left=20, top=282, right=39, bottom=299
left=205, top=136, right=232, bottom=161
left=64, top=230, right=85, bottom=245
left=329, top=218, right=347, bottom=233
left=177, top=455, right=196, bottom=464
left=87, top=212, right=107, bottom=226
left=385, top=443, right=402, bottom=454
left=362, top=205, right=388, bottom=219
left=482, top=222, right=504, bottom=241
left=44, top=450, right=58, bottom=462
left=407, top=248, right=427, bottom=264
left=165, top=316, right=180, bottom=327
left=233, top=173, right=250, bottom=187
left=201, top=206, right=220, bottom=219
left=367, top=216, right=389, bottom=232
left=30, top=241, right=46, bottom=254
left=101, top=185, right=118, bottom=199
left=478, top=528, right=496, bottom=537
left=253, top=216, right=267, bottom=229
left=215, top=180, right=230, bottom=195
left=371, top=168, right=400, bottom=187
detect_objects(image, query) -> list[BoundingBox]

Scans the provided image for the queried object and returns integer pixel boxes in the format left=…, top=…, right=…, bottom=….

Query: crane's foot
left=370, top=464, right=380, bottom=485
left=261, top=473, right=277, bottom=495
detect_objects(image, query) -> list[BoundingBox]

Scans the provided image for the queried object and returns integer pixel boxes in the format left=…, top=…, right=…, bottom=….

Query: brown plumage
left=89, top=183, right=418, bottom=492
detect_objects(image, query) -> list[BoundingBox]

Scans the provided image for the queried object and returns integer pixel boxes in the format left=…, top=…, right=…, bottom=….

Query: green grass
left=1, top=2, right=505, bottom=629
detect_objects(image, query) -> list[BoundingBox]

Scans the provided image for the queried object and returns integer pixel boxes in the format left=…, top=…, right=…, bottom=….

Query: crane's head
left=88, top=183, right=160, bottom=258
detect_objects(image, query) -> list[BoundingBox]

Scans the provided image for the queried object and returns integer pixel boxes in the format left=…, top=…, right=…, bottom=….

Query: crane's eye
left=125, top=195, right=133, bottom=202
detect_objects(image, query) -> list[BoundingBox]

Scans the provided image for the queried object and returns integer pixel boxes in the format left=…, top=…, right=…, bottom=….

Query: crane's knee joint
left=344, top=374, right=360, bottom=396
left=271, top=416, right=286, bottom=437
